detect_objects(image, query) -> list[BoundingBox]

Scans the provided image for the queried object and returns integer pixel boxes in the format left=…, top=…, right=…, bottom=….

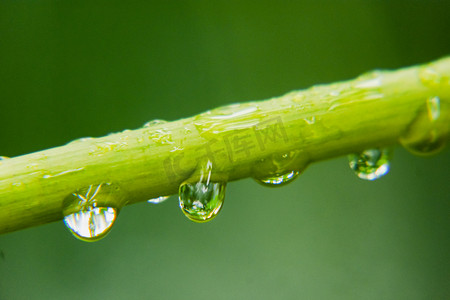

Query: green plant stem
left=1, top=57, right=450, bottom=234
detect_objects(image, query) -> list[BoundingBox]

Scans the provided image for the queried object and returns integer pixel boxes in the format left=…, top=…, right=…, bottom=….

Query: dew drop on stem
left=178, top=160, right=226, bottom=223
left=253, top=151, right=304, bottom=187
left=143, top=119, right=167, bottom=128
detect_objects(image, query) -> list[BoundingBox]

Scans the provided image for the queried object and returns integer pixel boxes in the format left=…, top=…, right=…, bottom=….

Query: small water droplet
left=147, top=196, right=169, bottom=204
left=419, top=65, right=444, bottom=89
left=179, top=161, right=226, bottom=223
left=143, top=119, right=167, bottom=128
left=11, top=182, right=24, bottom=188
left=148, top=129, right=174, bottom=145
left=253, top=151, right=306, bottom=187
left=426, top=96, right=440, bottom=121
left=256, top=170, right=300, bottom=186
left=63, top=183, right=123, bottom=242
left=348, top=148, right=391, bottom=180
left=304, top=116, right=316, bottom=125
left=89, top=141, right=128, bottom=156
left=399, top=96, right=447, bottom=155
left=329, top=90, right=340, bottom=97
left=354, top=71, right=383, bottom=89
left=67, top=137, right=94, bottom=145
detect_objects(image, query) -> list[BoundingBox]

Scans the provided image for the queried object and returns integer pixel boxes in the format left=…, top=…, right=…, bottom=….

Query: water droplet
left=426, top=96, right=440, bottom=121
left=67, top=137, right=94, bottom=145
left=329, top=90, right=340, bottom=97
left=63, top=183, right=123, bottom=242
left=304, top=116, right=316, bottom=125
left=179, top=161, right=226, bottom=223
left=89, top=141, right=128, bottom=156
left=144, top=119, right=167, bottom=128
left=147, top=196, right=169, bottom=204
left=400, top=96, right=447, bottom=155
left=150, top=129, right=174, bottom=145
left=348, top=148, right=391, bottom=180
left=253, top=151, right=306, bottom=187
left=256, top=170, right=300, bottom=186
left=354, top=71, right=383, bottom=89
left=64, top=207, right=117, bottom=242
left=419, top=65, right=444, bottom=89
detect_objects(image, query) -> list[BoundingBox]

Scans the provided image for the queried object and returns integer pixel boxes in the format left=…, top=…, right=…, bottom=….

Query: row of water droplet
left=59, top=146, right=392, bottom=242
left=1, top=92, right=446, bottom=242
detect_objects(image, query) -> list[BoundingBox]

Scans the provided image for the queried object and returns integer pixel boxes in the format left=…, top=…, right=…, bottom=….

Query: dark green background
left=1, top=1, right=449, bottom=299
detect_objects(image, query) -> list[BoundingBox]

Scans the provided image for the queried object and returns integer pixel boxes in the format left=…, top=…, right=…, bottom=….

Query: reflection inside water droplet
left=179, top=161, right=226, bottom=223
left=148, top=196, right=169, bottom=204
left=64, top=207, right=117, bottom=242
left=348, top=148, right=391, bottom=180
left=63, top=183, right=122, bottom=242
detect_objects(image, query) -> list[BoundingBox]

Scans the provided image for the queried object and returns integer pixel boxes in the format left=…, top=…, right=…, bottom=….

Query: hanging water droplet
left=256, top=170, right=300, bottom=186
left=143, top=119, right=167, bottom=128
left=179, top=161, right=226, bottom=223
left=63, top=183, right=124, bottom=242
left=253, top=151, right=306, bottom=187
left=348, top=148, right=391, bottom=180
left=147, top=196, right=169, bottom=204
left=399, top=96, right=447, bottom=155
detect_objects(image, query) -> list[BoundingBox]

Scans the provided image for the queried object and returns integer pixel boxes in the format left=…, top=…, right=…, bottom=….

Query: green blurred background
left=1, top=1, right=449, bottom=299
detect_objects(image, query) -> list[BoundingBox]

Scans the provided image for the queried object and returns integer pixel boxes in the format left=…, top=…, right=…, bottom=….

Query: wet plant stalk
left=1, top=56, right=449, bottom=234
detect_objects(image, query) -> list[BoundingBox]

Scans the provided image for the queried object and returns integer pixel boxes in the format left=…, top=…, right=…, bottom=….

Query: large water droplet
left=179, top=161, right=226, bottom=223
left=64, top=207, right=117, bottom=242
left=148, top=196, right=169, bottom=204
left=400, top=96, right=447, bottom=155
left=63, top=183, right=122, bottom=242
left=348, top=148, right=391, bottom=180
